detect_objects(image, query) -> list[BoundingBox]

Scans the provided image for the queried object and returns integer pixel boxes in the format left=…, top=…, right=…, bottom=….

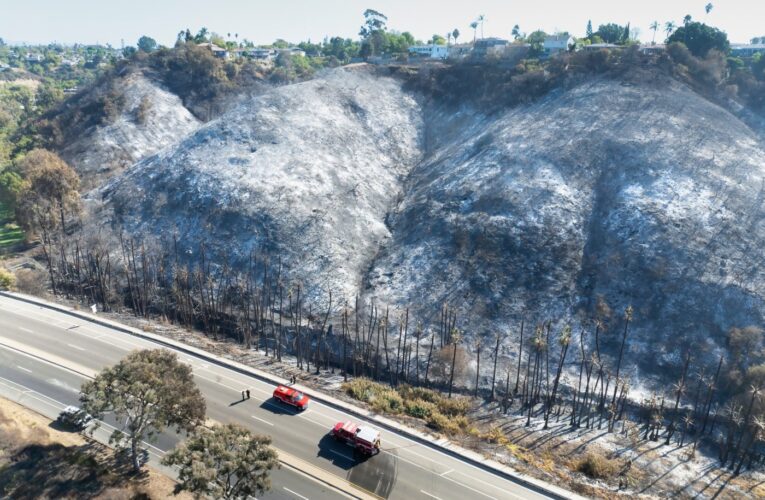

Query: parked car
left=57, top=405, right=92, bottom=429
left=331, top=420, right=381, bottom=455
left=272, top=384, right=310, bottom=410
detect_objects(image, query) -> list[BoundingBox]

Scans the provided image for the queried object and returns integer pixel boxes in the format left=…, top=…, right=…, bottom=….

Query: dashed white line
left=382, top=449, right=498, bottom=500
left=440, top=469, right=453, bottom=477
left=252, top=415, right=274, bottom=426
left=19, top=327, right=33, bottom=334
left=283, top=486, right=309, bottom=500
left=66, top=343, right=86, bottom=352
left=420, top=490, right=442, bottom=500
left=16, top=365, right=33, bottom=374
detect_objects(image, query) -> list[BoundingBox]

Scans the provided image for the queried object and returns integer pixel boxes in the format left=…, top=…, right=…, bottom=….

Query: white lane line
left=440, top=474, right=500, bottom=500
left=16, top=365, right=33, bottom=374
left=0, top=306, right=543, bottom=499
left=440, top=469, right=453, bottom=477
left=329, top=449, right=354, bottom=461
left=283, top=486, right=309, bottom=500
left=252, top=415, right=274, bottom=426
left=66, top=343, right=86, bottom=352
left=382, top=449, right=497, bottom=500
left=19, top=327, right=33, bottom=334
left=420, top=490, right=442, bottom=500
left=297, top=410, right=332, bottom=430
left=452, top=469, right=529, bottom=498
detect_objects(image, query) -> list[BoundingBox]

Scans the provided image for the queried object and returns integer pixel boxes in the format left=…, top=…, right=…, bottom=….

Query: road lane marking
left=252, top=415, right=274, bottom=426
left=329, top=449, right=354, bottom=461
left=420, top=490, right=442, bottom=500
left=439, top=474, right=499, bottom=500
left=440, top=469, right=453, bottom=476
left=452, top=469, right=530, bottom=498
left=66, top=343, right=86, bottom=352
left=16, top=365, right=32, bottom=374
left=19, top=327, right=33, bottom=334
left=283, top=486, right=309, bottom=500
left=0, top=303, right=546, bottom=499
left=382, top=449, right=498, bottom=500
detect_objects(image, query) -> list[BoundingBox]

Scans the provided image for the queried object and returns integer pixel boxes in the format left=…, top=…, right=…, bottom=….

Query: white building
left=544, top=35, right=575, bottom=54
left=408, top=44, right=449, bottom=59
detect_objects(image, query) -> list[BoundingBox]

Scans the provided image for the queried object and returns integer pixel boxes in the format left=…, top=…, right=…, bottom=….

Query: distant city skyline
left=2, top=0, right=763, bottom=47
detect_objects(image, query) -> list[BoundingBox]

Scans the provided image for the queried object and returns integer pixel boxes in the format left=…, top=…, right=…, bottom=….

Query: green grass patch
left=0, top=200, right=23, bottom=249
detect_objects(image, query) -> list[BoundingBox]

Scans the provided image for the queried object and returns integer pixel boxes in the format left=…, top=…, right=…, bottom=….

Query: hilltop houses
left=408, top=44, right=450, bottom=59
left=472, top=37, right=510, bottom=58
left=197, top=42, right=229, bottom=59
left=544, top=35, right=575, bottom=55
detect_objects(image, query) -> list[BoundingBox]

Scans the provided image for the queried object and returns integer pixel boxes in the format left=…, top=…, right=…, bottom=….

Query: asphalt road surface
left=0, top=295, right=556, bottom=500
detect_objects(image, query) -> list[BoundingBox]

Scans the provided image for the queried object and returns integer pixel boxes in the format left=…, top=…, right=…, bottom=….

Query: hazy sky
left=1, top=0, right=763, bottom=47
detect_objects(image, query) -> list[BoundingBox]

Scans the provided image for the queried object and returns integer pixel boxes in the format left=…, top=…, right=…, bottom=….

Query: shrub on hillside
left=436, top=396, right=470, bottom=417
left=370, top=388, right=404, bottom=414
left=404, top=398, right=437, bottom=419
left=397, top=384, right=441, bottom=404
left=426, top=411, right=469, bottom=435
left=134, top=95, right=152, bottom=125
left=575, top=453, right=620, bottom=480
left=665, top=42, right=726, bottom=88
left=342, top=378, right=383, bottom=402
left=0, top=267, right=15, bottom=290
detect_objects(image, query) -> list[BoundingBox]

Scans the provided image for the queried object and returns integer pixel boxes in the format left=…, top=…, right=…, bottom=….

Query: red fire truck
left=331, top=420, right=381, bottom=456
left=272, top=385, right=310, bottom=410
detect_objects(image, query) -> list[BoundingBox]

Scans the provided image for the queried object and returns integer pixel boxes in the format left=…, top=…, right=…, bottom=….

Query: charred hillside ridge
left=89, top=61, right=765, bottom=377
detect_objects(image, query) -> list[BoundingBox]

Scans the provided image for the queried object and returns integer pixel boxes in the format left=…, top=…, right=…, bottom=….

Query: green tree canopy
left=667, top=22, right=729, bottom=57
left=527, top=30, right=548, bottom=56
left=359, top=9, right=388, bottom=57
left=137, top=36, right=158, bottom=53
left=322, top=37, right=359, bottom=61
left=594, top=23, right=628, bottom=44
left=430, top=34, right=446, bottom=45
left=163, top=423, right=279, bottom=499
left=80, top=349, right=206, bottom=472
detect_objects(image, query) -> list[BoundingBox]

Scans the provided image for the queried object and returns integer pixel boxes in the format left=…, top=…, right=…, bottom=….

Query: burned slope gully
left=59, top=72, right=201, bottom=190
left=99, top=67, right=423, bottom=303
left=368, top=76, right=765, bottom=367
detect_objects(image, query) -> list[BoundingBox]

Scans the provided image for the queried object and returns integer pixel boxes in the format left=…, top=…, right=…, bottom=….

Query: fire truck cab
left=272, top=384, right=309, bottom=410
left=331, top=420, right=381, bottom=456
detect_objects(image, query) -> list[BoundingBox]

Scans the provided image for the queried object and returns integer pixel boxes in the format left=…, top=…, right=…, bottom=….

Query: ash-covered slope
left=369, top=75, right=765, bottom=364
left=99, top=67, right=422, bottom=302
left=97, top=65, right=765, bottom=369
left=61, top=73, right=201, bottom=189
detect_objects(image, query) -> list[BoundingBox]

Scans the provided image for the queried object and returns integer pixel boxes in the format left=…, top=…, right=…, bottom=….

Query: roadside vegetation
left=0, top=201, right=23, bottom=250
left=79, top=349, right=279, bottom=497
left=343, top=378, right=471, bottom=434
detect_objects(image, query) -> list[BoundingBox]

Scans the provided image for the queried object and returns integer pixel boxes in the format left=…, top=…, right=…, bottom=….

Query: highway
left=0, top=294, right=558, bottom=500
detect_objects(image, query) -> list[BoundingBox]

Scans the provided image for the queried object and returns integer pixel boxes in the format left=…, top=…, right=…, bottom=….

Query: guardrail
left=0, top=290, right=581, bottom=500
